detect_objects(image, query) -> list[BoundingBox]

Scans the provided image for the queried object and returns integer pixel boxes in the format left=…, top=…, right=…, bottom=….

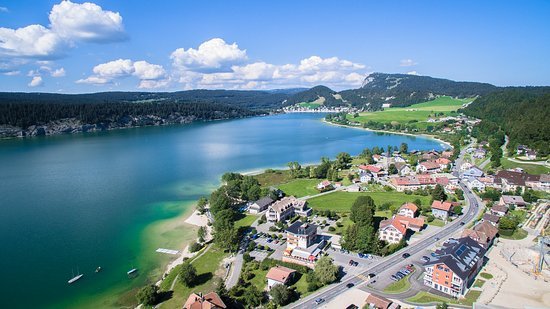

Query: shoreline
left=321, top=118, right=453, bottom=149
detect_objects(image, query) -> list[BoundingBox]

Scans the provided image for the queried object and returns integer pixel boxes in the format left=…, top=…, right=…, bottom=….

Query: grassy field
left=277, top=178, right=323, bottom=197
left=500, top=228, right=528, bottom=240
left=348, top=96, right=472, bottom=129
left=307, top=191, right=431, bottom=212
left=253, top=169, right=294, bottom=187
left=298, top=102, right=322, bottom=109
left=159, top=245, right=227, bottom=308
left=473, top=279, right=486, bottom=288
left=383, top=274, right=412, bottom=293
left=428, top=218, right=445, bottom=227
left=500, top=158, right=550, bottom=175
left=480, top=272, right=493, bottom=280
left=406, top=290, right=480, bottom=306
left=235, top=214, right=258, bottom=228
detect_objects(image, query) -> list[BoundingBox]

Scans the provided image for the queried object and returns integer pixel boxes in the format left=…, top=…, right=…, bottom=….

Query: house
left=498, top=195, right=527, bottom=208
left=316, top=180, right=333, bottom=191
left=394, top=215, right=425, bottom=232
left=464, top=177, right=485, bottom=191
left=346, top=184, right=362, bottom=192
left=495, top=170, right=527, bottom=193
left=461, top=221, right=499, bottom=249
left=490, top=205, right=509, bottom=217
left=266, top=266, right=296, bottom=290
left=460, top=162, right=473, bottom=171
left=482, top=213, right=500, bottom=227
left=394, top=162, right=412, bottom=176
left=397, top=202, right=418, bottom=218
left=463, top=166, right=484, bottom=178
left=442, top=150, right=453, bottom=158
left=266, top=196, right=311, bottom=222
left=526, top=149, right=537, bottom=160
left=365, top=293, right=400, bottom=309
left=378, top=217, right=407, bottom=244
left=249, top=196, right=274, bottom=214
left=359, top=165, right=385, bottom=178
left=359, top=170, right=372, bottom=183
left=283, top=221, right=324, bottom=268
left=527, top=174, right=550, bottom=192
left=393, top=155, right=406, bottom=163
left=285, top=221, right=318, bottom=250
left=183, top=292, right=227, bottom=309
left=473, top=148, right=487, bottom=159
left=423, top=237, right=486, bottom=297
left=435, top=158, right=452, bottom=170
left=417, top=161, right=441, bottom=174
left=431, top=200, right=453, bottom=220
left=390, top=176, right=420, bottom=192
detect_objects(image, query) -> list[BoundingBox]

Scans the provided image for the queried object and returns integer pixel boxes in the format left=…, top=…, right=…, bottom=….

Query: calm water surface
left=0, top=113, right=445, bottom=308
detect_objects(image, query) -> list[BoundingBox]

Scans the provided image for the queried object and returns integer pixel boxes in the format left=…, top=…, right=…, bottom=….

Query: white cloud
left=406, top=71, right=419, bottom=75
left=79, top=59, right=168, bottom=88
left=28, top=76, right=43, bottom=87
left=400, top=59, right=417, bottom=67
left=51, top=67, right=66, bottom=77
left=0, top=7, right=8, bottom=13
left=170, top=38, right=247, bottom=72
left=2, top=70, right=19, bottom=76
left=49, top=1, right=126, bottom=43
left=0, top=25, right=64, bottom=58
left=133, top=61, right=166, bottom=80
left=0, top=0, right=126, bottom=76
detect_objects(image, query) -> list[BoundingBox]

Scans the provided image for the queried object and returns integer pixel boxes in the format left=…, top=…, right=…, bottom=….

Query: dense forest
left=283, top=85, right=346, bottom=107
left=463, top=87, right=550, bottom=155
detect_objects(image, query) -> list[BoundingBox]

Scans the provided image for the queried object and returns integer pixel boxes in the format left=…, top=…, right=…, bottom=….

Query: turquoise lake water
left=0, top=113, right=446, bottom=308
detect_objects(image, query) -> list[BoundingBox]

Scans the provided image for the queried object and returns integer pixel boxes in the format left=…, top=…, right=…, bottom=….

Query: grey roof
left=254, top=196, right=274, bottom=208
left=500, top=195, right=526, bottom=205
left=482, top=213, right=500, bottom=223
left=425, top=237, right=486, bottom=280
left=286, top=221, right=317, bottom=236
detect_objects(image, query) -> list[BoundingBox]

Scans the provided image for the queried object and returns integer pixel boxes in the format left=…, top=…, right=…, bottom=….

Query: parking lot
left=249, top=249, right=270, bottom=261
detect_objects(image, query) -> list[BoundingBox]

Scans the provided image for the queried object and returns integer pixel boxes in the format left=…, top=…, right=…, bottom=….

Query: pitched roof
left=495, top=170, right=527, bottom=186
left=253, top=196, right=274, bottom=208
left=500, top=195, right=526, bottom=205
left=473, top=221, right=498, bottom=240
left=266, top=265, right=296, bottom=283
left=365, top=293, right=393, bottom=309
left=431, top=200, right=453, bottom=212
left=436, top=158, right=451, bottom=165
left=491, top=205, right=509, bottom=214
left=399, top=202, right=418, bottom=213
left=184, top=292, right=227, bottom=309
left=380, top=218, right=407, bottom=235
left=482, top=213, right=500, bottom=224
left=394, top=215, right=425, bottom=229
left=420, top=161, right=440, bottom=170
left=425, top=237, right=486, bottom=280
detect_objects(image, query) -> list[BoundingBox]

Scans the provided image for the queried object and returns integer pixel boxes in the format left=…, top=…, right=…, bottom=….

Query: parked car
left=315, top=298, right=325, bottom=305
left=421, top=256, right=430, bottom=262
left=348, top=259, right=354, bottom=266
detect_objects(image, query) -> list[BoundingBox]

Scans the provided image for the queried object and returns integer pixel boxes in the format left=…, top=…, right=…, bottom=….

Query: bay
left=0, top=113, right=445, bottom=308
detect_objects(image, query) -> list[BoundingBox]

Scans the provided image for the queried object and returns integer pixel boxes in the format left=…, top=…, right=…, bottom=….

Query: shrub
left=189, top=241, right=203, bottom=253
left=328, top=226, right=336, bottom=232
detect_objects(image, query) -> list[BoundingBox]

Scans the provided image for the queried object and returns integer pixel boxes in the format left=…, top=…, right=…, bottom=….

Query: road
left=287, top=145, right=484, bottom=308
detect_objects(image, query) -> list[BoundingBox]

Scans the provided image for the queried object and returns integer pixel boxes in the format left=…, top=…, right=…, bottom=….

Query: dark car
left=460, top=222, right=465, bottom=226
left=368, top=273, right=376, bottom=278
left=346, top=282, right=355, bottom=288
left=402, top=253, right=410, bottom=258
left=315, top=298, right=325, bottom=305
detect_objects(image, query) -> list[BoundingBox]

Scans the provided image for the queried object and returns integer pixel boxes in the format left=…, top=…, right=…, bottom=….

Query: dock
left=156, top=248, right=180, bottom=255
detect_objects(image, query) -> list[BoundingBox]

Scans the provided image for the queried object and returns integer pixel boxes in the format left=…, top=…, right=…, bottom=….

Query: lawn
left=159, top=245, right=228, bottom=308
left=253, top=169, right=294, bottom=187
left=383, top=274, right=412, bottom=293
left=349, top=96, right=472, bottom=127
left=298, top=102, right=322, bottom=109
left=428, top=219, right=445, bottom=227
left=459, top=290, right=482, bottom=306
left=500, top=158, right=550, bottom=175
left=406, top=291, right=452, bottom=304
left=480, top=272, right=493, bottom=280
left=473, top=279, right=485, bottom=288
left=277, top=178, right=323, bottom=197
left=500, top=228, right=528, bottom=240
left=307, top=191, right=431, bottom=212
left=235, top=214, right=257, bottom=228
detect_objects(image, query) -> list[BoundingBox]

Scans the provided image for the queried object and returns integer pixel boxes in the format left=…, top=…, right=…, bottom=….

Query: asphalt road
left=287, top=148, right=483, bottom=308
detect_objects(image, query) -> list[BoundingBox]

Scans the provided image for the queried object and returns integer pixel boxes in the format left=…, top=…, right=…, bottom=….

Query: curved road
left=287, top=147, right=483, bottom=308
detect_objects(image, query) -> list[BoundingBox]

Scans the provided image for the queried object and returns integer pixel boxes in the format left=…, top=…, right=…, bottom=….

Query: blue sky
left=0, top=0, right=549, bottom=93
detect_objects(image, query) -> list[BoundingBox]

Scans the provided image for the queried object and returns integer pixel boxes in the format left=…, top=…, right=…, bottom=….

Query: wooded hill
left=462, top=87, right=550, bottom=155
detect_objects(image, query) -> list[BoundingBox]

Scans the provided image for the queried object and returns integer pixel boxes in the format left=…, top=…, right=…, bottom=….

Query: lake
left=0, top=113, right=445, bottom=308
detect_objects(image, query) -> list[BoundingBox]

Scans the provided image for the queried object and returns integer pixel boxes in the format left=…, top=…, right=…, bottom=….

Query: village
left=172, top=131, right=550, bottom=309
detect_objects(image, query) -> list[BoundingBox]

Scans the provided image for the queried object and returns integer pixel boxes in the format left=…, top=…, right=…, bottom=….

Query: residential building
left=495, top=170, right=527, bottom=193
left=435, top=157, right=452, bottom=170
left=490, top=205, right=508, bottom=217
left=266, top=196, right=310, bottom=222
left=463, top=166, right=484, bottom=178
left=417, top=161, right=441, bottom=174
left=498, top=195, right=527, bottom=208
left=283, top=221, right=324, bottom=268
left=285, top=221, right=318, bottom=250
left=397, top=202, right=418, bottom=218
left=423, top=237, right=486, bottom=297
left=394, top=162, right=412, bottom=176
left=249, top=196, right=274, bottom=214
left=390, top=176, right=421, bottom=192
left=431, top=200, right=453, bottom=220
left=184, top=292, right=227, bottom=309
left=460, top=162, right=473, bottom=171
left=394, top=215, right=425, bottom=232
left=316, top=180, right=333, bottom=191
left=365, top=293, right=400, bottom=309
left=266, top=266, right=296, bottom=290
left=359, top=170, right=372, bottom=183
left=464, top=177, right=485, bottom=191
left=482, top=213, right=500, bottom=227
left=378, top=217, right=407, bottom=244
left=461, top=221, right=498, bottom=249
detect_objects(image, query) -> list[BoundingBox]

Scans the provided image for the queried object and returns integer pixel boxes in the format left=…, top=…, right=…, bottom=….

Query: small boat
left=68, top=267, right=83, bottom=284
left=95, top=266, right=102, bottom=273
left=127, top=268, right=137, bottom=275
